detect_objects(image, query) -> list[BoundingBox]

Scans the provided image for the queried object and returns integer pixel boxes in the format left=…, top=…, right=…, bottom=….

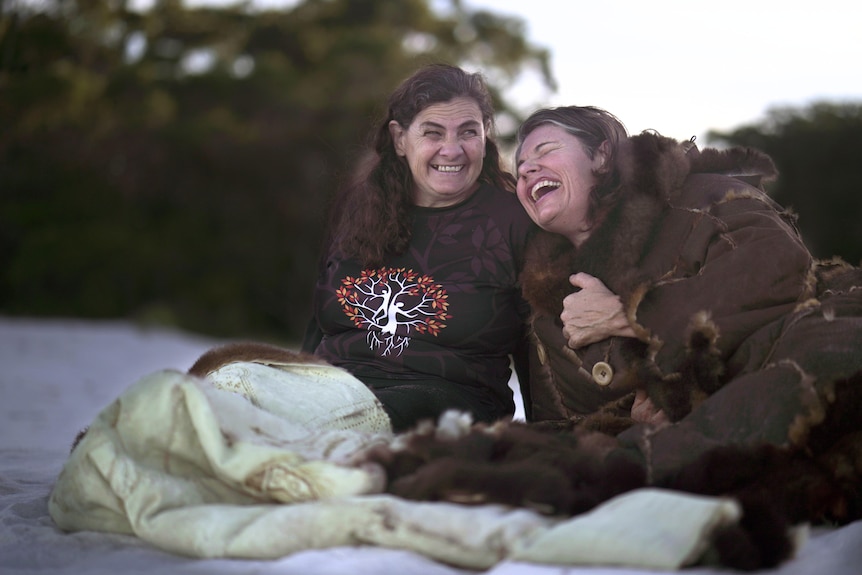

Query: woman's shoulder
left=678, top=171, right=780, bottom=214
left=477, top=182, right=529, bottom=211
left=679, top=144, right=779, bottom=206
left=478, top=181, right=518, bottom=198
left=475, top=183, right=535, bottom=231
left=621, top=134, right=779, bottom=210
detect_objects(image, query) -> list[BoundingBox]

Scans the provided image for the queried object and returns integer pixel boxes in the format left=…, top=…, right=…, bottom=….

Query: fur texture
left=187, top=341, right=324, bottom=377
left=363, top=415, right=645, bottom=516
left=362, top=413, right=858, bottom=570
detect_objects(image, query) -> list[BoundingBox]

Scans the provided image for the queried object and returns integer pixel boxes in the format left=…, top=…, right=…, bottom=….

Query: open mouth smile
left=530, top=179, right=561, bottom=201
left=433, top=164, right=464, bottom=173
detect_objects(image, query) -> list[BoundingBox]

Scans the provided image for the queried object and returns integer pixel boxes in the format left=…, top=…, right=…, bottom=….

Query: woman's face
left=390, top=97, right=487, bottom=208
left=516, top=124, right=605, bottom=247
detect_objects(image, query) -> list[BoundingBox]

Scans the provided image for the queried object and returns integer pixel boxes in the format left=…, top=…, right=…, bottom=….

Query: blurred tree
left=707, top=102, right=862, bottom=266
left=0, top=0, right=554, bottom=341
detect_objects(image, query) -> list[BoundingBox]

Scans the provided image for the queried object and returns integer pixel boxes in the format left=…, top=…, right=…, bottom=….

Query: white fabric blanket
left=47, top=360, right=763, bottom=570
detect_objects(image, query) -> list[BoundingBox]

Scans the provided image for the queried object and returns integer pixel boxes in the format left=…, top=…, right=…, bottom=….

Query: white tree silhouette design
left=337, top=267, right=450, bottom=356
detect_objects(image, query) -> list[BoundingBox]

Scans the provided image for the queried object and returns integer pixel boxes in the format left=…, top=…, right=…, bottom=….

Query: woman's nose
left=518, top=159, right=536, bottom=177
left=439, top=138, right=463, bottom=156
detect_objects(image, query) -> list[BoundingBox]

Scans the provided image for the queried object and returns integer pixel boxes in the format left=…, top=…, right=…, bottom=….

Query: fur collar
left=521, top=133, right=777, bottom=317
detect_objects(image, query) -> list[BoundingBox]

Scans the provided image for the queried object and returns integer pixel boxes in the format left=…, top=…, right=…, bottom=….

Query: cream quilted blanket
left=48, top=360, right=752, bottom=570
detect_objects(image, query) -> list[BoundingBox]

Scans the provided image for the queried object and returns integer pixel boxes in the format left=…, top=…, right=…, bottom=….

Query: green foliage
left=0, top=0, right=555, bottom=340
left=708, top=102, right=862, bottom=266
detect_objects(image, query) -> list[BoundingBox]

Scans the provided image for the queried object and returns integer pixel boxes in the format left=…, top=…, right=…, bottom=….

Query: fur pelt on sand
left=361, top=411, right=860, bottom=571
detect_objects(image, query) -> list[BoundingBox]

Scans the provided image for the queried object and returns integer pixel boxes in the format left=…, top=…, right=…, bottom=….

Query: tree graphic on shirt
left=336, top=267, right=451, bottom=356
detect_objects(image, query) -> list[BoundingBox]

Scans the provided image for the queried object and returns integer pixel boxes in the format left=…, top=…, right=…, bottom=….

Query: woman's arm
left=561, top=272, right=637, bottom=349
left=634, top=195, right=812, bottom=374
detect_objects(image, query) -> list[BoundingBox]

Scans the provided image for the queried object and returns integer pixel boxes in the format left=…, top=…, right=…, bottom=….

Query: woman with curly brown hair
left=302, top=64, right=536, bottom=432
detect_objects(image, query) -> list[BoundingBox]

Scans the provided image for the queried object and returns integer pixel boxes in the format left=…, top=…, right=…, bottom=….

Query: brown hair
left=516, top=106, right=629, bottom=226
left=325, top=63, right=515, bottom=268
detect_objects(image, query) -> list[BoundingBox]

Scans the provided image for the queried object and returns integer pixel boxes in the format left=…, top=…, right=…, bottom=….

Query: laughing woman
left=514, top=105, right=862, bottom=522
left=302, top=64, right=536, bottom=432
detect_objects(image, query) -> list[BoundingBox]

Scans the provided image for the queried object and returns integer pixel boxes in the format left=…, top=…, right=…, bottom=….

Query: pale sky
left=153, top=0, right=861, bottom=143
left=464, top=0, right=862, bottom=143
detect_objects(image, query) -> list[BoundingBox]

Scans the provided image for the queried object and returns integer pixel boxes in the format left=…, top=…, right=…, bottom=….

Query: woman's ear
left=595, top=140, right=611, bottom=173
left=389, top=120, right=406, bottom=156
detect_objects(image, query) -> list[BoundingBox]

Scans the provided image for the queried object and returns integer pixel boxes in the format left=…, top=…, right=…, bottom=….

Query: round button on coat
left=592, top=361, right=614, bottom=386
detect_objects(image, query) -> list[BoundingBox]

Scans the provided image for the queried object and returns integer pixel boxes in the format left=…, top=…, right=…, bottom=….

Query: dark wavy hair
left=515, top=106, right=629, bottom=226
left=325, top=63, right=515, bottom=268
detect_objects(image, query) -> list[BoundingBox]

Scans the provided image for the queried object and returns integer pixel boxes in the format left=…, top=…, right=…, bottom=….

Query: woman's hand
left=631, top=389, right=670, bottom=427
left=561, top=273, right=636, bottom=349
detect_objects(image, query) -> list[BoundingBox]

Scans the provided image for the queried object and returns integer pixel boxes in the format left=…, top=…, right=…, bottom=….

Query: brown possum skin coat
left=516, top=132, right=862, bottom=508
